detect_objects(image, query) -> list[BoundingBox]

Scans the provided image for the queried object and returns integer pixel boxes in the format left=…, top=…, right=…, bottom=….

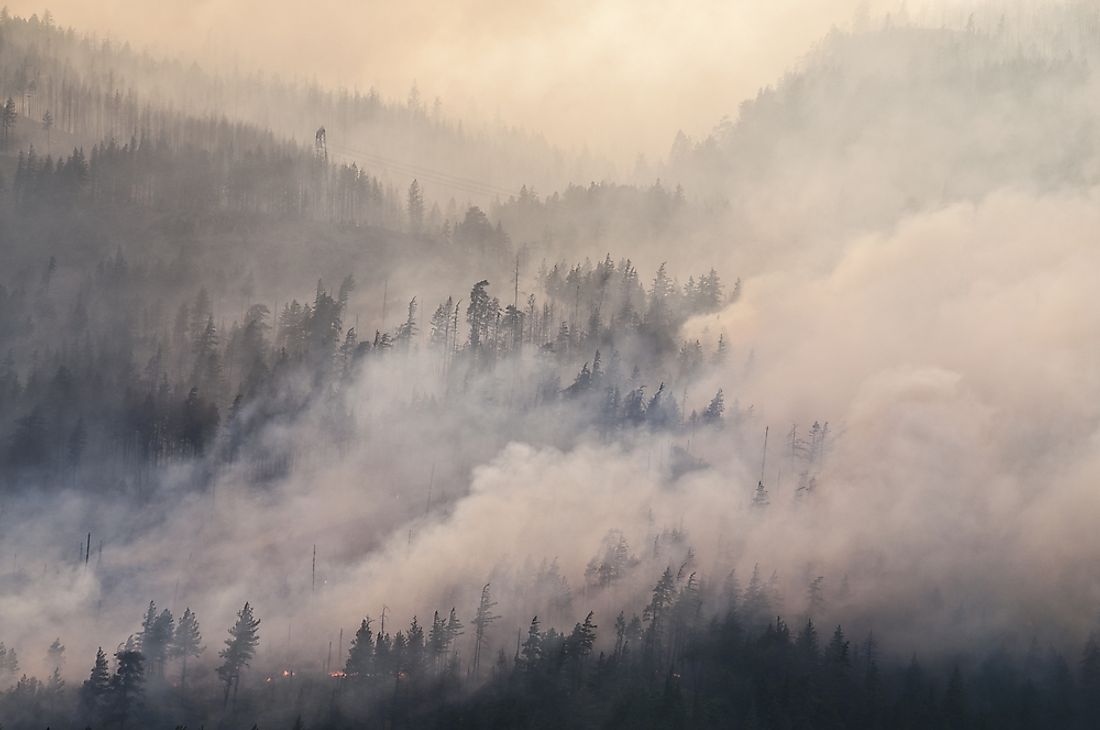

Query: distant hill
left=656, top=7, right=1100, bottom=268
left=0, top=10, right=613, bottom=205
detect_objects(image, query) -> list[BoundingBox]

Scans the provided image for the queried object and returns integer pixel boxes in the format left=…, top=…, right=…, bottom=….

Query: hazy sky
left=7, top=0, right=894, bottom=163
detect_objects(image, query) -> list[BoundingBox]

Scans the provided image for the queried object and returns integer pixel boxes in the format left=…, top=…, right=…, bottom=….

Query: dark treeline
left=6, top=120, right=421, bottom=229
left=0, top=241, right=732, bottom=485
left=5, top=564, right=1100, bottom=729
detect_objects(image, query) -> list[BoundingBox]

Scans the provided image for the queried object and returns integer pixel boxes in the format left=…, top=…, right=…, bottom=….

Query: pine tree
left=430, top=298, right=453, bottom=352
left=396, top=297, right=418, bottom=348
left=613, top=611, right=628, bottom=659
left=722, top=568, right=741, bottom=614
left=671, top=573, right=702, bottom=651
left=406, top=616, right=425, bottom=675
left=807, top=576, right=826, bottom=618
left=44, top=666, right=64, bottom=699
left=743, top=564, right=771, bottom=623
left=467, top=280, right=491, bottom=351
left=566, top=612, right=598, bottom=661
left=825, top=625, right=850, bottom=667
left=80, top=647, right=111, bottom=720
left=374, top=630, right=392, bottom=676
left=702, top=389, right=725, bottom=424
left=445, top=607, right=465, bottom=666
left=942, top=663, right=967, bottom=728
left=46, top=637, right=65, bottom=670
left=407, top=179, right=424, bottom=234
left=471, top=584, right=501, bottom=677
left=217, top=602, right=261, bottom=708
left=0, top=643, right=19, bottom=676
left=144, top=608, right=175, bottom=677
left=111, top=641, right=146, bottom=730
left=345, top=618, right=374, bottom=679
left=520, top=616, right=542, bottom=671
left=428, top=611, right=447, bottom=667
left=171, top=607, right=203, bottom=688
left=714, top=333, right=728, bottom=364
left=0, top=97, right=16, bottom=149
left=41, top=109, right=53, bottom=154
left=796, top=619, right=820, bottom=661
left=642, top=567, right=677, bottom=663
left=337, top=274, right=356, bottom=310
left=138, top=604, right=159, bottom=651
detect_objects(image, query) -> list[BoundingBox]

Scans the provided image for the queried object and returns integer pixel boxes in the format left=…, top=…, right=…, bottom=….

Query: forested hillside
left=0, top=8, right=610, bottom=203
left=2, top=3, right=1100, bottom=729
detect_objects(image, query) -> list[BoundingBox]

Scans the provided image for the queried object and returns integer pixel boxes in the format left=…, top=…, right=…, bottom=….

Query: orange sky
left=8, top=0, right=903, bottom=162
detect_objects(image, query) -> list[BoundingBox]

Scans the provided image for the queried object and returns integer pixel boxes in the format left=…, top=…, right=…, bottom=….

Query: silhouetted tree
left=171, top=607, right=203, bottom=687
left=217, top=602, right=261, bottom=708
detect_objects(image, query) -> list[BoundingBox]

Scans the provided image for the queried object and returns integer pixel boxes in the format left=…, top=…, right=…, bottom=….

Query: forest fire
left=264, top=669, right=295, bottom=683
left=1, top=1, right=1099, bottom=729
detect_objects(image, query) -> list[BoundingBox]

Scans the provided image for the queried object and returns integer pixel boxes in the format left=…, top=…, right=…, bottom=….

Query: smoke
left=3, top=0, right=900, bottom=164
left=6, top=187, right=1100, bottom=681
left=3, top=0, right=1100, bottom=696
left=692, top=187, right=1100, bottom=645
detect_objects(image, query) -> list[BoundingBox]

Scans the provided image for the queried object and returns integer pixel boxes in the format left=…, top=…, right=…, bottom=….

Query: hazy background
left=5, top=0, right=907, bottom=164
left=3, top=4, right=1100, bottom=726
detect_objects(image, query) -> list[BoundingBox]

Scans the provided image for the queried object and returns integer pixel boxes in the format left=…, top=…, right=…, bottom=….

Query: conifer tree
left=141, top=608, right=175, bottom=677
left=171, top=607, right=203, bottom=688
left=46, top=637, right=65, bottom=670
left=702, top=389, right=725, bottom=424
left=406, top=616, right=425, bottom=675
left=566, top=612, right=598, bottom=661
left=0, top=643, right=19, bottom=676
left=520, top=616, right=542, bottom=671
left=428, top=611, right=447, bottom=666
left=216, top=602, right=261, bottom=708
left=445, top=607, right=465, bottom=665
left=345, top=618, right=374, bottom=679
left=471, top=584, right=501, bottom=677
left=111, top=640, right=146, bottom=730
left=396, top=297, right=418, bottom=348
left=796, top=619, right=820, bottom=661
left=41, top=109, right=53, bottom=154
left=642, top=568, right=677, bottom=663
left=80, top=647, right=111, bottom=721
left=825, top=625, right=850, bottom=667
left=0, top=97, right=16, bottom=148
left=407, top=179, right=424, bottom=234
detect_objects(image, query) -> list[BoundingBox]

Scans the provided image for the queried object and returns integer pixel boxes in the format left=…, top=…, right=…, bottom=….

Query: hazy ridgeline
left=2, top=3, right=1100, bottom=729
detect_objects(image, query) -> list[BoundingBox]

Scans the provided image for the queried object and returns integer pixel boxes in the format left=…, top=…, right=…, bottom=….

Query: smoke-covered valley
left=1, top=2, right=1100, bottom=728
